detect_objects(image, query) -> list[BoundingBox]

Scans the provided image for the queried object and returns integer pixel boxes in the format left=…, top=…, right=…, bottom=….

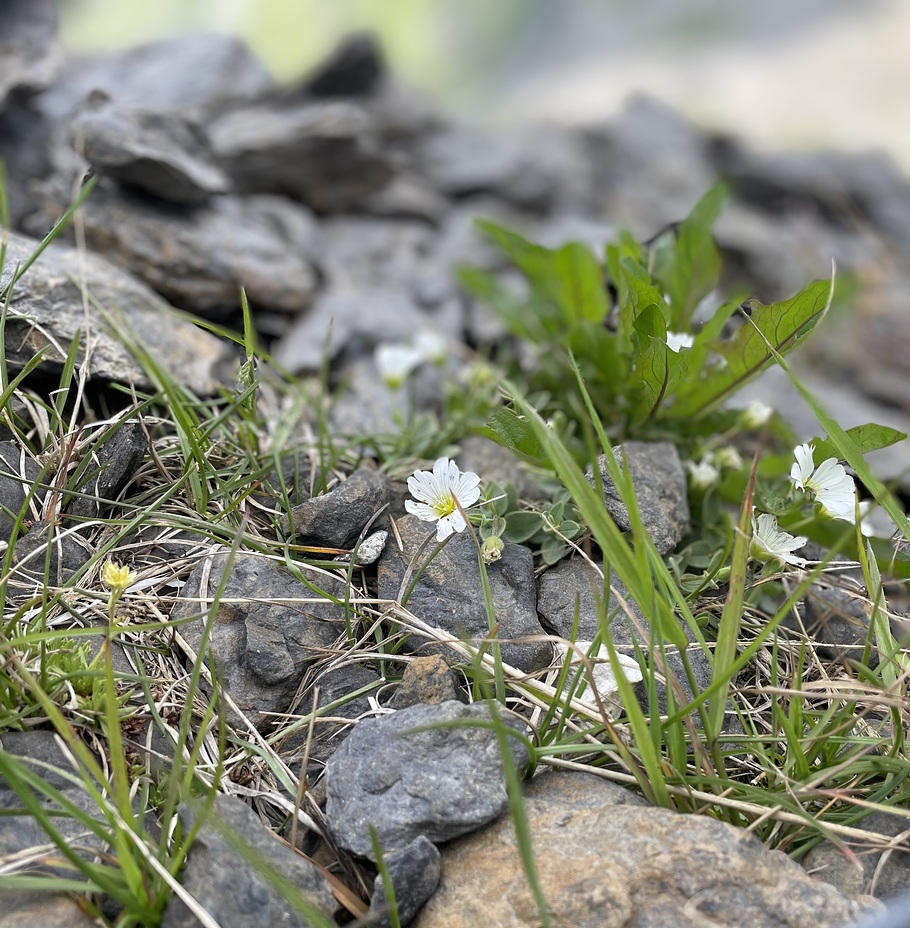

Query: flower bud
left=481, top=535, right=505, bottom=564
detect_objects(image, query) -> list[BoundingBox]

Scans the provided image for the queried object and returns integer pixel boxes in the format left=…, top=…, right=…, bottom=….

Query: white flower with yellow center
left=789, top=443, right=856, bottom=523
left=750, top=512, right=808, bottom=567
left=405, top=457, right=481, bottom=541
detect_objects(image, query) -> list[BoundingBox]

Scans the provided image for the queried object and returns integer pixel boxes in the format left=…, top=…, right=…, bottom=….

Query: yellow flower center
left=432, top=492, right=457, bottom=519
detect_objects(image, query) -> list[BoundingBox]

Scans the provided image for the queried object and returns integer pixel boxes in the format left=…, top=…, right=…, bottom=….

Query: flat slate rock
left=39, top=31, right=274, bottom=123
left=72, top=101, right=230, bottom=204
left=326, top=699, right=529, bottom=860
left=209, top=99, right=393, bottom=212
left=1, top=229, right=232, bottom=394
left=75, top=181, right=319, bottom=317
left=413, top=769, right=881, bottom=928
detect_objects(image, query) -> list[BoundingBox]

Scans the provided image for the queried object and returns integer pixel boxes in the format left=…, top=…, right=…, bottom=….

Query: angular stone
left=39, top=32, right=274, bottom=123
left=301, top=32, right=385, bottom=98
left=279, top=662, right=382, bottom=769
left=1, top=229, right=232, bottom=394
left=588, top=441, right=690, bottom=555
left=377, top=514, right=551, bottom=673
left=412, top=122, right=594, bottom=212
left=326, top=700, right=529, bottom=859
left=282, top=467, right=389, bottom=549
left=209, top=100, right=393, bottom=212
left=412, top=770, right=880, bottom=928
left=802, top=809, right=910, bottom=901
left=0, top=890, right=98, bottom=928
left=0, top=441, right=43, bottom=542
left=0, top=731, right=103, bottom=874
left=10, top=519, right=93, bottom=586
left=64, top=420, right=147, bottom=525
left=171, top=550, right=347, bottom=729
left=161, top=794, right=336, bottom=928
left=74, top=181, right=319, bottom=317
left=536, top=556, right=718, bottom=718
left=368, top=835, right=441, bottom=928
left=72, top=103, right=230, bottom=204
left=392, top=655, right=459, bottom=709
left=0, top=0, right=63, bottom=109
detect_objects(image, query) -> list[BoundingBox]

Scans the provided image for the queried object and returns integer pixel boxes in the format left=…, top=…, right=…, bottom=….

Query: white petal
left=436, top=510, right=466, bottom=540
left=405, top=500, right=439, bottom=522
left=790, top=443, right=815, bottom=489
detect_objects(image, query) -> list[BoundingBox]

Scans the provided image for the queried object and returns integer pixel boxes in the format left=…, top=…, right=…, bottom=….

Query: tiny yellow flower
left=102, top=560, right=137, bottom=594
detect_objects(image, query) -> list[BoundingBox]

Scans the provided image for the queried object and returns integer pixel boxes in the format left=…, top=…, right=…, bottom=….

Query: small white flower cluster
left=374, top=331, right=448, bottom=389
left=685, top=446, right=744, bottom=490
left=751, top=442, right=858, bottom=568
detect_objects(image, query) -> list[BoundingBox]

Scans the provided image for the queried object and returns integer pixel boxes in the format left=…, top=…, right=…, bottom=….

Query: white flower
left=686, top=454, right=720, bottom=490
left=405, top=457, right=481, bottom=541
left=666, top=331, right=695, bottom=353
left=741, top=400, right=774, bottom=428
left=413, top=331, right=448, bottom=365
left=789, top=443, right=856, bottom=523
left=750, top=512, right=808, bottom=567
left=375, top=342, right=424, bottom=389
left=715, top=446, right=744, bottom=471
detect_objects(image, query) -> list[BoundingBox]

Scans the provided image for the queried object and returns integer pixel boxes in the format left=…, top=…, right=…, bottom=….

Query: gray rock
left=1, top=229, right=232, bottom=394
left=582, top=94, right=718, bottom=235
left=787, top=583, right=875, bottom=667
left=456, top=435, right=549, bottom=504
left=280, top=662, right=383, bottom=768
left=326, top=699, right=529, bottom=859
left=0, top=441, right=43, bottom=542
left=0, top=97, right=55, bottom=225
left=274, top=287, right=459, bottom=374
left=72, top=181, right=319, bottom=317
left=368, top=835, right=441, bottom=928
left=0, top=890, right=99, bottom=928
left=10, top=520, right=93, bottom=586
left=171, top=550, right=347, bottom=729
left=72, top=103, right=230, bottom=204
left=412, top=769, right=880, bottom=928
left=392, top=655, right=460, bottom=709
left=0, top=731, right=102, bottom=875
left=588, top=441, right=690, bottom=555
left=537, top=556, right=718, bottom=719
left=0, top=0, right=63, bottom=109
left=377, top=513, right=551, bottom=673
left=209, top=100, right=393, bottom=212
left=161, top=794, right=336, bottom=928
left=358, top=173, right=451, bottom=224
left=64, top=419, right=147, bottom=525
left=803, top=810, right=910, bottom=901
left=536, top=557, right=647, bottom=643
left=282, top=467, right=389, bottom=549
left=39, top=31, right=274, bottom=123
left=412, top=122, right=594, bottom=212
left=300, top=32, right=385, bottom=98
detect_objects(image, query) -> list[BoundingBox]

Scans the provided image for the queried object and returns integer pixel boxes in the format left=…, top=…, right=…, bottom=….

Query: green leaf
left=657, top=183, right=726, bottom=329
left=671, top=278, right=833, bottom=418
left=628, top=305, right=688, bottom=421
left=482, top=408, right=545, bottom=460
left=811, top=423, right=907, bottom=462
left=551, top=242, right=609, bottom=323
left=504, top=510, right=544, bottom=544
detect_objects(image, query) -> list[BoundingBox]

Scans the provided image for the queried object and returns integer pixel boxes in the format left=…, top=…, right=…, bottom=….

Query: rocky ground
left=1, top=2, right=910, bottom=927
